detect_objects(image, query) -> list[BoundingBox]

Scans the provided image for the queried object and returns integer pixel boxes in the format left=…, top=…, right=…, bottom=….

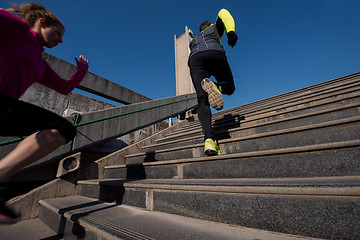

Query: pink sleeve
left=0, top=9, right=30, bottom=35
left=39, top=61, right=88, bottom=95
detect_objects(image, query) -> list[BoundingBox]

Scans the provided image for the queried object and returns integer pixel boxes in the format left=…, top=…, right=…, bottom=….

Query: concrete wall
left=21, top=83, right=166, bottom=153
left=20, top=83, right=116, bottom=116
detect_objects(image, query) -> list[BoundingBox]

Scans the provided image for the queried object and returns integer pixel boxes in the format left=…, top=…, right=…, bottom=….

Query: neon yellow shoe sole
left=201, top=78, right=223, bottom=110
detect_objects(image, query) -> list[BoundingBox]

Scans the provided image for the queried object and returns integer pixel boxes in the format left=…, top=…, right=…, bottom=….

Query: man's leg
left=189, top=55, right=214, bottom=141
left=189, top=54, right=220, bottom=155
left=211, top=52, right=236, bottom=95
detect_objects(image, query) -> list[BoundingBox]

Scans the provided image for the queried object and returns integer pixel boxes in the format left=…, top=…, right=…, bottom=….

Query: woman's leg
left=0, top=96, right=77, bottom=179
left=0, top=129, right=66, bottom=180
left=0, top=96, right=76, bottom=223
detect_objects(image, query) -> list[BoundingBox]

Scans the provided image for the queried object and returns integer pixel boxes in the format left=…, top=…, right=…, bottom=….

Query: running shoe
left=201, top=78, right=223, bottom=110
left=0, top=202, right=20, bottom=224
left=0, top=182, right=20, bottom=224
left=204, top=138, right=221, bottom=156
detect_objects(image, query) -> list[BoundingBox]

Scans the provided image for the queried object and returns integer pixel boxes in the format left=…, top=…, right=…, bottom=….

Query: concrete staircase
left=37, top=72, right=360, bottom=239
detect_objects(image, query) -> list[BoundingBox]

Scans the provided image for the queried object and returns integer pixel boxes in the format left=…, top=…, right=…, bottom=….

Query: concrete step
left=215, top=78, right=360, bottom=122
left=105, top=140, right=360, bottom=180
left=171, top=113, right=243, bottom=137
left=38, top=195, right=312, bottom=240
left=152, top=76, right=360, bottom=152
left=233, top=81, right=360, bottom=120
left=0, top=217, right=62, bottom=240
left=125, top=115, right=360, bottom=164
left=156, top=97, right=360, bottom=145
left=232, top=88, right=360, bottom=124
left=172, top=84, right=360, bottom=132
left=216, top=72, right=360, bottom=119
left=163, top=117, right=242, bottom=144
left=76, top=176, right=360, bottom=240
left=174, top=73, right=360, bottom=136
left=172, top=113, right=243, bottom=135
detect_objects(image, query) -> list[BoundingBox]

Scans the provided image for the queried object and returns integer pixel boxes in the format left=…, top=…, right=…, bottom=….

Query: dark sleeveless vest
left=188, top=24, right=225, bottom=60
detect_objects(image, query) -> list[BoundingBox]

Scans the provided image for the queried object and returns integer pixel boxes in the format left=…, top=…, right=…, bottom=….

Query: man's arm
left=215, top=8, right=238, bottom=47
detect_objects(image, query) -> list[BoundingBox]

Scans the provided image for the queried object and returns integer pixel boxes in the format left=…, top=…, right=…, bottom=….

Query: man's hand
left=227, top=31, right=238, bottom=47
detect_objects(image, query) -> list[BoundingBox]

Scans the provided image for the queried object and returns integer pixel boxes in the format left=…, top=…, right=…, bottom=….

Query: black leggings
left=188, top=50, right=235, bottom=140
left=0, top=95, right=76, bottom=143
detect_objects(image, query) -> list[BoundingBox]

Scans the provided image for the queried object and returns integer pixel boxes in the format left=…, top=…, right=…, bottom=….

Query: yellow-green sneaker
left=201, top=78, right=223, bottom=110
left=204, top=138, right=221, bottom=156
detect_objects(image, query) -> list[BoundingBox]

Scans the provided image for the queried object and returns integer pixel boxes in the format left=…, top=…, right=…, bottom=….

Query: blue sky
left=2, top=0, right=360, bottom=111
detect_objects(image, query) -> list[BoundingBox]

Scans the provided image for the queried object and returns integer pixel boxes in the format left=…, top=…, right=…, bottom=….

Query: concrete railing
left=72, top=93, right=197, bottom=151
left=43, top=53, right=152, bottom=105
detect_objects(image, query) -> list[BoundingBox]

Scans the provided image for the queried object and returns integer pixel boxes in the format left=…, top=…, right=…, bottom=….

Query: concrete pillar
left=174, top=26, right=195, bottom=96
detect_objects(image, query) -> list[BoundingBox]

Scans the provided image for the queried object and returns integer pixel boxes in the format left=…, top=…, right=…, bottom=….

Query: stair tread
left=0, top=217, right=60, bottom=240
left=40, top=195, right=310, bottom=240
left=215, top=76, right=360, bottom=118
left=142, top=112, right=360, bottom=154
left=121, top=138, right=360, bottom=165
left=161, top=98, right=360, bottom=143
left=78, top=176, right=360, bottom=196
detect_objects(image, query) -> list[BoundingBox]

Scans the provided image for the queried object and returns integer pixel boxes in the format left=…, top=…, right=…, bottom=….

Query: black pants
left=0, top=95, right=76, bottom=143
left=188, top=50, right=235, bottom=140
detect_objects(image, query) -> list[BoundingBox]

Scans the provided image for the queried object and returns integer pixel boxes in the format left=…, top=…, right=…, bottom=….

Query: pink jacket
left=0, top=9, right=88, bottom=99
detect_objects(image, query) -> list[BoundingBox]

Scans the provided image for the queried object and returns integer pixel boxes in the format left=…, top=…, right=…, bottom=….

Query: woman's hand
left=75, top=55, right=89, bottom=69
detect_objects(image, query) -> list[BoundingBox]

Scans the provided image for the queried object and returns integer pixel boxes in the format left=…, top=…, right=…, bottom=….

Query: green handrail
left=0, top=96, right=196, bottom=147
left=74, top=97, right=196, bottom=127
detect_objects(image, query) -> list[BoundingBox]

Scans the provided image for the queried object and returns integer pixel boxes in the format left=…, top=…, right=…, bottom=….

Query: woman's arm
left=39, top=55, right=89, bottom=95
